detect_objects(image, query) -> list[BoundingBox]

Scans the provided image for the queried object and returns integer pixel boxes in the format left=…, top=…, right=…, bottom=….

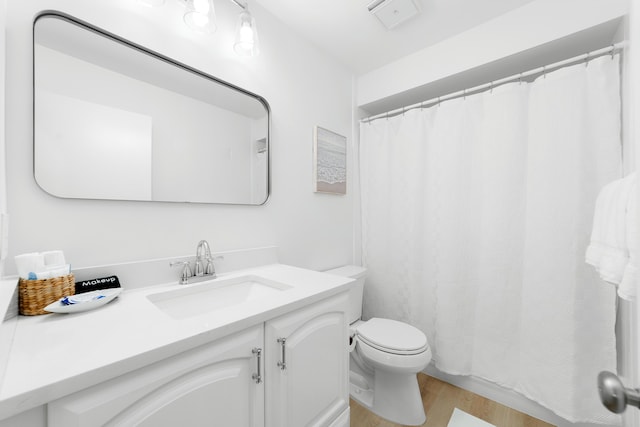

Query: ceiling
left=253, top=0, right=538, bottom=75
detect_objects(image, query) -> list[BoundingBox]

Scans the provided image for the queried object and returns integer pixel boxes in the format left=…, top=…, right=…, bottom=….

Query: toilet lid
left=356, top=318, right=428, bottom=354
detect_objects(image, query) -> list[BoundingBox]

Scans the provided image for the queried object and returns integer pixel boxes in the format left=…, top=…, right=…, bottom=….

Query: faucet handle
left=205, top=255, right=224, bottom=276
left=170, top=260, right=193, bottom=284
left=204, top=260, right=215, bottom=276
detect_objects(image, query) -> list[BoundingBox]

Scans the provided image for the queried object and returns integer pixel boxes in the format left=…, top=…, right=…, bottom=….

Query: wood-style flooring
left=350, top=374, right=556, bottom=427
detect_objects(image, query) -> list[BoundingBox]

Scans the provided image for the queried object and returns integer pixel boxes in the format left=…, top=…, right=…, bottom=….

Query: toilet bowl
left=326, top=266, right=431, bottom=426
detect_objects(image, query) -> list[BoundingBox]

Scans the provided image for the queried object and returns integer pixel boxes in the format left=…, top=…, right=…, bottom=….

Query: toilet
left=326, top=265, right=431, bottom=426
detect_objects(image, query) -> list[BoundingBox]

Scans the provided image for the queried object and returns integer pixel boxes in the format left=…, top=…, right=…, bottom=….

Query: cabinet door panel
left=285, top=313, right=345, bottom=426
left=49, top=326, right=264, bottom=427
left=266, top=293, right=349, bottom=427
left=111, top=361, right=253, bottom=427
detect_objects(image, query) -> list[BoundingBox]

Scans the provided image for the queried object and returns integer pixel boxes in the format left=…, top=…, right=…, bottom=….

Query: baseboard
left=329, top=407, right=350, bottom=427
left=424, top=366, right=607, bottom=427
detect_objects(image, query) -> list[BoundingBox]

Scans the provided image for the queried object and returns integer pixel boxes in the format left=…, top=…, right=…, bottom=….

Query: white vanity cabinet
left=47, top=292, right=349, bottom=427
left=48, top=325, right=265, bottom=427
left=265, top=292, right=349, bottom=427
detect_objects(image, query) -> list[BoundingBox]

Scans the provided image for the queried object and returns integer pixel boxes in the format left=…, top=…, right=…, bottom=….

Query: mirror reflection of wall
left=33, top=14, right=270, bottom=205
left=36, top=88, right=154, bottom=200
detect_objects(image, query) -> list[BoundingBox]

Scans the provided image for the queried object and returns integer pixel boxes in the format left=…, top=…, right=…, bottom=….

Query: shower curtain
left=360, top=55, right=622, bottom=424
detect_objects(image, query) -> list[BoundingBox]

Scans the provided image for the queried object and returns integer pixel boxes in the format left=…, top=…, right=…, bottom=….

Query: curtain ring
left=463, top=89, right=467, bottom=100
left=519, top=73, right=522, bottom=85
left=543, top=66, right=546, bottom=78
left=437, top=96, right=441, bottom=107
left=490, top=81, right=494, bottom=93
left=611, top=45, right=615, bottom=60
left=585, top=52, right=590, bottom=67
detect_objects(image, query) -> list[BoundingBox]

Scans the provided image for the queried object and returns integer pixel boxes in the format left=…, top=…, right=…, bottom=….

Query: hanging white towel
left=619, top=175, right=638, bottom=300
left=586, top=172, right=638, bottom=300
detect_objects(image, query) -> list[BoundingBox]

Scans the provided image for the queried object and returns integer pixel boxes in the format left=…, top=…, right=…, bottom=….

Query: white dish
left=44, top=288, right=122, bottom=314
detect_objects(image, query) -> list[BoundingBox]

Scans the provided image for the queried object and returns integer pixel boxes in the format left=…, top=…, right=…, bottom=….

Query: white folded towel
left=586, top=172, right=638, bottom=300
left=14, top=250, right=69, bottom=280
left=14, top=253, right=46, bottom=280
left=41, top=250, right=65, bottom=267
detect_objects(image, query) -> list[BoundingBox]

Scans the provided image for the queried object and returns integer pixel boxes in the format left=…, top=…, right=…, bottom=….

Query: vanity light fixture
left=233, top=7, right=258, bottom=57
left=138, top=0, right=259, bottom=56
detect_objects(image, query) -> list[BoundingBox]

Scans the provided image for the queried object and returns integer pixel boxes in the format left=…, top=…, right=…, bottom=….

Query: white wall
left=0, top=0, right=7, bottom=278
left=357, top=0, right=628, bottom=115
left=3, top=0, right=354, bottom=276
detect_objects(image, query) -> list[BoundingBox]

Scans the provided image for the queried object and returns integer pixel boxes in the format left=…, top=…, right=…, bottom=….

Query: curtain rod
left=361, top=41, right=626, bottom=124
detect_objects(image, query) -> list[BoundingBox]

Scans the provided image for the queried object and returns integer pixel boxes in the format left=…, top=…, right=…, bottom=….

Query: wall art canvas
left=313, top=126, right=347, bottom=194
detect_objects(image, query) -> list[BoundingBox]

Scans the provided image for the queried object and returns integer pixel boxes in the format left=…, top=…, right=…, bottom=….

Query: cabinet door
left=49, top=325, right=264, bottom=427
left=265, top=293, right=349, bottom=427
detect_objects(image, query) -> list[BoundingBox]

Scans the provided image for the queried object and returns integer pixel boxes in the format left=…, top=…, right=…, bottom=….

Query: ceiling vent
left=367, top=0, right=420, bottom=30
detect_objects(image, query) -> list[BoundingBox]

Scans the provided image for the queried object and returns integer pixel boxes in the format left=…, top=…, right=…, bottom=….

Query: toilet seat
left=356, top=337, right=433, bottom=373
left=356, top=318, right=428, bottom=355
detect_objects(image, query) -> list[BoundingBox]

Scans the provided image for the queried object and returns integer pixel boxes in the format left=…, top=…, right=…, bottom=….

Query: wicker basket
left=18, top=273, right=75, bottom=315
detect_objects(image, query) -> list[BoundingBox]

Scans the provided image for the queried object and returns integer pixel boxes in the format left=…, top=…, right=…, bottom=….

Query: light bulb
left=184, top=0, right=216, bottom=33
left=234, top=9, right=259, bottom=57
left=191, top=13, right=210, bottom=28
left=239, top=22, right=254, bottom=43
left=193, top=0, right=210, bottom=14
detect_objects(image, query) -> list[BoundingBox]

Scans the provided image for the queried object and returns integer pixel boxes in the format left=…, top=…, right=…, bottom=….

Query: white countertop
left=0, top=263, right=353, bottom=420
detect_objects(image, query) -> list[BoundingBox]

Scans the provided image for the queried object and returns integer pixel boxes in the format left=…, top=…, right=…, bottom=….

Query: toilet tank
left=324, top=265, right=366, bottom=324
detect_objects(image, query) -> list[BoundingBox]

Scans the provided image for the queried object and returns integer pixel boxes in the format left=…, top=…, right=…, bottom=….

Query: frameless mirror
left=33, top=13, right=270, bottom=204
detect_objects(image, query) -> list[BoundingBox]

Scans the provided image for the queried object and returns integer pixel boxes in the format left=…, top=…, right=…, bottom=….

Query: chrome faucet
left=170, top=240, right=220, bottom=285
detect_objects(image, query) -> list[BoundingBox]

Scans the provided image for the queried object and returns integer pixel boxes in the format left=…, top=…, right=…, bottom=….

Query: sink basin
left=147, top=275, right=292, bottom=319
